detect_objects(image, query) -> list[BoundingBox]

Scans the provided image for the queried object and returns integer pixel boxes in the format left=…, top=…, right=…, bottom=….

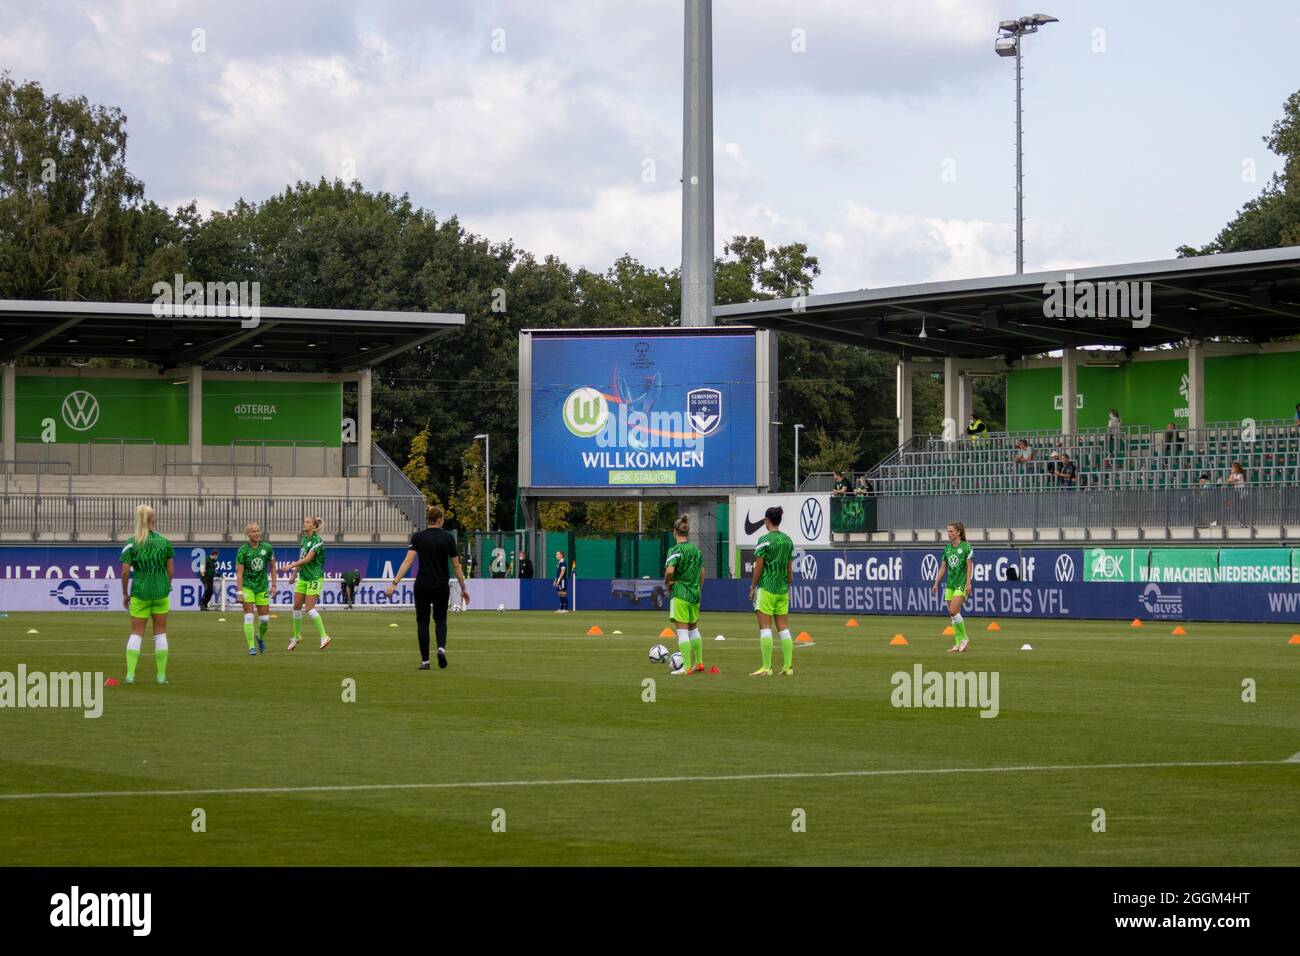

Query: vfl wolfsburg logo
left=61, top=390, right=100, bottom=431
left=562, top=387, right=609, bottom=438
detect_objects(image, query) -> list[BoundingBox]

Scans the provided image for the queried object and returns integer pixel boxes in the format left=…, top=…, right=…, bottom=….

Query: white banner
left=733, top=493, right=832, bottom=548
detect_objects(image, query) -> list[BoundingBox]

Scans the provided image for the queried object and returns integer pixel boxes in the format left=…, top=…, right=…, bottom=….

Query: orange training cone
left=845, top=618, right=860, bottom=627
left=1171, top=625, right=1186, bottom=635
left=943, top=625, right=956, bottom=636
left=1289, top=634, right=1300, bottom=645
left=587, top=625, right=603, bottom=636
left=1130, top=618, right=1143, bottom=628
left=795, top=633, right=814, bottom=644
left=659, top=626, right=675, bottom=638
left=986, top=621, right=1001, bottom=632
left=889, top=634, right=909, bottom=645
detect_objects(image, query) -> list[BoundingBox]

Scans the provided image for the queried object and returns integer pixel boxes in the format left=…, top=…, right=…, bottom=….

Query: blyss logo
left=1054, top=554, right=1076, bottom=582
left=49, top=580, right=111, bottom=608
left=562, top=387, right=609, bottom=438
left=799, top=497, right=824, bottom=541
left=685, top=388, right=722, bottom=437
left=61, top=390, right=100, bottom=431
left=1139, top=583, right=1183, bottom=618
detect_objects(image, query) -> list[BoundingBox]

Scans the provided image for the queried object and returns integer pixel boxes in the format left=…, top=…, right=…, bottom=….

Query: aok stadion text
left=788, top=555, right=1070, bottom=615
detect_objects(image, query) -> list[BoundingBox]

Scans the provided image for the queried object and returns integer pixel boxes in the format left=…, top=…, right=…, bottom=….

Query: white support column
left=357, top=367, right=373, bottom=469
left=958, top=371, right=974, bottom=435
left=896, top=357, right=913, bottom=447
left=943, top=357, right=962, bottom=441
left=1186, top=339, right=1205, bottom=432
left=1060, top=347, right=1078, bottom=437
left=2, top=363, right=14, bottom=464
left=187, top=365, right=202, bottom=470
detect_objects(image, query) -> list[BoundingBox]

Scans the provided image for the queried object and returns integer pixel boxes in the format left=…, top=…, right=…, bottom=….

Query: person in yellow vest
left=966, top=413, right=988, bottom=444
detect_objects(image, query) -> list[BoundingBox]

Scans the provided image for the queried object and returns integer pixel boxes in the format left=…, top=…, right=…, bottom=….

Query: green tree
left=799, top=426, right=864, bottom=475
left=537, top=501, right=573, bottom=530
left=1178, top=89, right=1300, bottom=255
left=448, top=440, right=494, bottom=532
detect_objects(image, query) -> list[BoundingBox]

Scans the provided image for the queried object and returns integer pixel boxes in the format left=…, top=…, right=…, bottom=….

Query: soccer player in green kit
left=931, top=521, right=974, bottom=653
left=664, top=513, right=705, bottom=675
left=282, top=515, right=331, bottom=650
left=234, top=522, right=276, bottom=656
left=119, top=504, right=174, bottom=684
left=748, top=506, right=796, bottom=677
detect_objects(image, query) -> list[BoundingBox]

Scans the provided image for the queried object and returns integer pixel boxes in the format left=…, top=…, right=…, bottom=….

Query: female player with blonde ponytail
left=119, top=504, right=174, bottom=684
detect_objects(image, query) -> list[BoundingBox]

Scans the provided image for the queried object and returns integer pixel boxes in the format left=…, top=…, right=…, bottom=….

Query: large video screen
left=523, top=329, right=763, bottom=491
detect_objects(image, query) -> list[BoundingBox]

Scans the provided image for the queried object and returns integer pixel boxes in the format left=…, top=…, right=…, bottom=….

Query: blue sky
left=1, top=0, right=1294, bottom=293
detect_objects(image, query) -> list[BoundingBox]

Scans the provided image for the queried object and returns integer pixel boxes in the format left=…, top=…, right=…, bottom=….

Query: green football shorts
left=294, top=578, right=324, bottom=597
left=129, top=595, right=170, bottom=618
left=944, top=586, right=967, bottom=602
left=242, top=586, right=271, bottom=606
left=670, top=597, right=699, bottom=625
left=754, top=588, right=789, bottom=616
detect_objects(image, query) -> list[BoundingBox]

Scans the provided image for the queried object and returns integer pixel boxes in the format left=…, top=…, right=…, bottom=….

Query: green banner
left=1217, top=548, right=1293, bottom=584
left=1148, top=548, right=1218, bottom=583
left=202, top=380, right=342, bottom=446
left=1083, top=547, right=1149, bottom=582
left=16, top=376, right=188, bottom=443
left=831, top=495, right=875, bottom=534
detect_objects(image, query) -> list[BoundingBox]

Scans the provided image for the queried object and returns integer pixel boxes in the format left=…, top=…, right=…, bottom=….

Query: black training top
left=409, top=528, right=458, bottom=586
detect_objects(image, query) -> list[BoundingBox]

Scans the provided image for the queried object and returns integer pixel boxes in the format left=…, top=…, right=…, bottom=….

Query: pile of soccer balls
left=648, top=644, right=684, bottom=671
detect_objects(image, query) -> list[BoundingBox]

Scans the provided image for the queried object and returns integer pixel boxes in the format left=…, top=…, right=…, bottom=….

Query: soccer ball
left=648, top=644, right=669, bottom=663
left=668, top=651, right=685, bottom=671
left=451, top=604, right=462, bottom=613
left=496, top=603, right=506, bottom=612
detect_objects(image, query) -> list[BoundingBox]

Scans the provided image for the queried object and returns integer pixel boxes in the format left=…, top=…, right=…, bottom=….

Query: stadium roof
left=0, top=301, right=466, bottom=370
left=713, top=246, right=1300, bottom=360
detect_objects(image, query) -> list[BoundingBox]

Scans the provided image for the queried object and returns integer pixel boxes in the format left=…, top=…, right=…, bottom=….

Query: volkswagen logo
left=920, top=553, right=939, bottom=581
left=796, top=550, right=817, bottom=580
left=61, top=390, right=100, bottom=431
left=799, top=497, right=824, bottom=542
left=1054, top=554, right=1076, bottom=582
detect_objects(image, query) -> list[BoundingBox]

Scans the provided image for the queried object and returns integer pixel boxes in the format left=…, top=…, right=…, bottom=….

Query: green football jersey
left=236, top=541, right=275, bottom=591
left=665, top=541, right=702, bottom=604
left=755, top=531, right=795, bottom=595
left=120, top=531, right=174, bottom=601
left=297, top=533, right=325, bottom=582
left=942, top=540, right=974, bottom=590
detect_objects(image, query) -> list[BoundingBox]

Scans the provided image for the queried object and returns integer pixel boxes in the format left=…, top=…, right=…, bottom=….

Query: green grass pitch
left=1, top=609, right=1297, bottom=865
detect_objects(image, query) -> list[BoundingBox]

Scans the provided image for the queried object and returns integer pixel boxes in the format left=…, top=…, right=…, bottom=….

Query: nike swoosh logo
left=744, top=514, right=765, bottom=534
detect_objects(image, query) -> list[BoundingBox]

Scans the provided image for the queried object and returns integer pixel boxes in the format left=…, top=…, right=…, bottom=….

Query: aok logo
left=562, top=387, right=609, bottom=438
left=61, top=390, right=100, bottom=431
left=1089, top=548, right=1126, bottom=580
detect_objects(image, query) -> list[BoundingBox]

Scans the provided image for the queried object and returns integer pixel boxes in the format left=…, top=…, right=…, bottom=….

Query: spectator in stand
left=854, top=474, right=872, bottom=495
left=1108, top=408, right=1122, bottom=430
left=519, top=553, right=534, bottom=579
left=1294, top=403, right=1300, bottom=426
left=1226, top=461, right=1247, bottom=487
left=1056, top=453, right=1078, bottom=486
left=1013, top=439, right=1035, bottom=465
left=1164, top=422, right=1184, bottom=457
left=1197, top=472, right=1212, bottom=487
left=1107, top=408, right=1123, bottom=457
left=966, top=413, right=988, bottom=444
left=832, top=471, right=852, bottom=496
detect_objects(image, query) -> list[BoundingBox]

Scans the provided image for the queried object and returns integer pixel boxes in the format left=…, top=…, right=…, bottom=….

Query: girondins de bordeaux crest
left=686, top=387, right=722, bottom=437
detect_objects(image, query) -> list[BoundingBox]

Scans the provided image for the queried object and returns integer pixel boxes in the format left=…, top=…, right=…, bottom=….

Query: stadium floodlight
left=474, top=433, right=490, bottom=532
left=793, top=423, right=804, bottom=491
left=995, top=13, right=1058, bottom=274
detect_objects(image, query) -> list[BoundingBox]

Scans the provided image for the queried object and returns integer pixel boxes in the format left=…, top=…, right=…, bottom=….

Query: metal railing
left=0, top=494, right=424, bottom=541
left=162, top=461, right=274, bottom=500
left=0, top=459, right=74, bottom=497
left=229, top=439, right=329, bottom=477
left=345, top=442, right=426, bottom=528
left=871, top=485, right=1294, bottom=533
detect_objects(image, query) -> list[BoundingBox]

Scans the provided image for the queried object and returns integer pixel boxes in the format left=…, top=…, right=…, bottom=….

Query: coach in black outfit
left=386, top=505, right=470, bottom=670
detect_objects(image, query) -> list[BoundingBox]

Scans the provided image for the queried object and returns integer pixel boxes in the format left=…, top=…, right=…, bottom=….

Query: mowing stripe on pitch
left=0, top=757, right=1292, bottom=802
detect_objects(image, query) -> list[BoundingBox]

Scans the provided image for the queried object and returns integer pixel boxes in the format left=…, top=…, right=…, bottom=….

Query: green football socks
left=154, top=634, right=168, bottom=682
left=676, top=628, right=692, bottom=669
left=243, top=614, right=256, bottom=650
left=125, top=634, right=142, bottom=681
left=759, top=628, right=773, bottom=670
left=689, top=628, right=702, bottom=666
